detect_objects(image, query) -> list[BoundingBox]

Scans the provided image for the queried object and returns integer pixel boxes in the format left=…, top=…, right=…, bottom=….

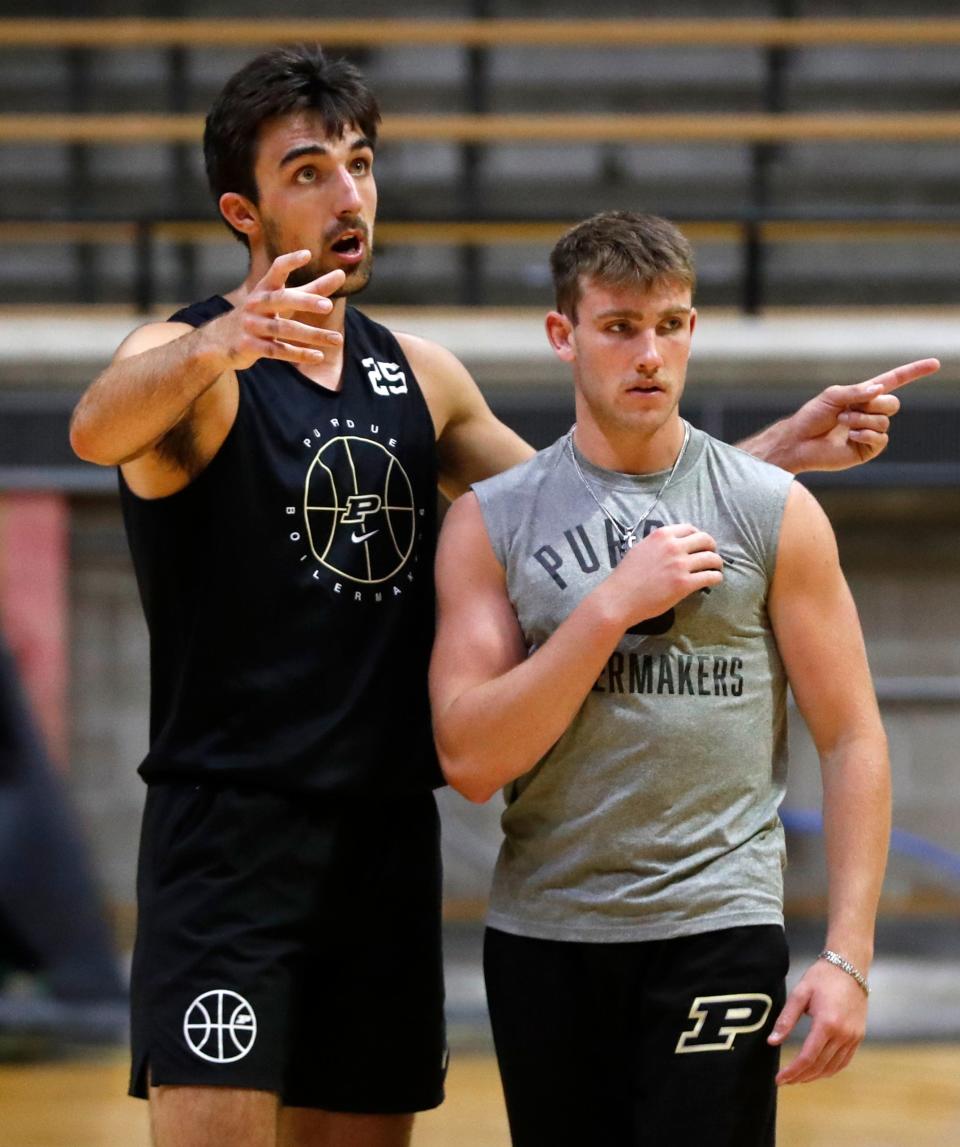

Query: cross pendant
left=620, top=534, right=638, bottom=555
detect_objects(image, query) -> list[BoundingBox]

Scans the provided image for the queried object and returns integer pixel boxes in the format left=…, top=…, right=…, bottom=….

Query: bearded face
left=262, top=214, right=374, bottom=295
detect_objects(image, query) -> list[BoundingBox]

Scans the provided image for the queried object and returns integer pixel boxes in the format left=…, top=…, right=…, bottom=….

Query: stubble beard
left=280, top=250, right=374, bottom=296
left=262, top=219, right=374, bottom=296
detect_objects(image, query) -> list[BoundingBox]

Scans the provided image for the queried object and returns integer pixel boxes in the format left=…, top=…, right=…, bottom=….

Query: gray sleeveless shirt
left=472, top=424, right=794, bottom=942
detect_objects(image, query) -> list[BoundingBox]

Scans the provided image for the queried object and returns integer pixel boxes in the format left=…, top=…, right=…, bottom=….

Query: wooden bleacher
left=3, top=17, right=960, bottom=47
left=2, top=17, right=960, bottom=146
left=2, top=111, right=959, bottom=146
left=1, top=17, right=959, bottom=310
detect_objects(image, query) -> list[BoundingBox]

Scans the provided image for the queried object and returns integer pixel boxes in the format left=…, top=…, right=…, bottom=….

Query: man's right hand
left=205, top=251, right=347, bottom=374
left=605, top=523, right=723, bottom=626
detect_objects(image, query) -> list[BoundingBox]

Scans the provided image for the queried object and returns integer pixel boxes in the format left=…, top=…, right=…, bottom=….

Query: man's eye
left=352, top=158, right=371, bottom=174
left=295, top=167, right=317, bottom=183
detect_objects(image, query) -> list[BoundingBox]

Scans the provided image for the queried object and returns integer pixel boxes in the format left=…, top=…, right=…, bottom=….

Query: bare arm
left=70, top=253, right=345, bottom=496
left=737, top=358, right=939, bottom=474
left=429, top=494, right=722, bottom=802
left=397, top=333, right=534, bottom=498
left=71, top=319, right=232, bottom=469
left=764, top=483, right=891, bottom=1084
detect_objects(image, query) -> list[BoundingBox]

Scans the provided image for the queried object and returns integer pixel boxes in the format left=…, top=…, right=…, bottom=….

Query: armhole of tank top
left=702, top=435, right=787, bottom=585
left=763, top=475, right=795, bottom=583
left=472, top=482, right=509, bottom=570
left=118, top=359, right=247, bottom=507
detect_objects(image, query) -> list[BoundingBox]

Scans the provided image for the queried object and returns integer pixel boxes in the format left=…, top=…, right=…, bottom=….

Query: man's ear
left=545, top=311, right=576, bottom=363
left=219, top=192, right=260, bottom=241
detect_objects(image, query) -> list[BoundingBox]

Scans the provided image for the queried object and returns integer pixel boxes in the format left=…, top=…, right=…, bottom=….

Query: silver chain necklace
left=566, top=421, right=691, bottom=556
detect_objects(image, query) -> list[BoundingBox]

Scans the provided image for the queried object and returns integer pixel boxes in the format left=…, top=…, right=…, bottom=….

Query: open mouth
left=329, top=230, right=366, bottom=263
left=332, top=234, right=361, bottom=254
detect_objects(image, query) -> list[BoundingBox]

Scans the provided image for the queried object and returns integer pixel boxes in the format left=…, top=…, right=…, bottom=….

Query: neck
left=572, top=414, right=686, bottom=475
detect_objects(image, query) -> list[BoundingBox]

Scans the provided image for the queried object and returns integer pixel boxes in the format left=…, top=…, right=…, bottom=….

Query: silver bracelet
left=818, top=949, right=870, bottom=996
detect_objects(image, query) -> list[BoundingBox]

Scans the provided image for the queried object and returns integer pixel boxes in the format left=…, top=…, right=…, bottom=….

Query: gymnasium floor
left=2, top=1044, right=959, bottom=1147
left=2, top=917, right=959, bottom=1145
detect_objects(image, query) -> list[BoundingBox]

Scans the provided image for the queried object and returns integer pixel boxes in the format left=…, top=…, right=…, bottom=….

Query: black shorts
left=130, top=782, right=447, bottom=1113
left=484, top=924, right=788, bottom=1147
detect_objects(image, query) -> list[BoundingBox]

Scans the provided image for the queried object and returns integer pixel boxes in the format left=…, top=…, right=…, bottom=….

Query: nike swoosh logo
left=351, top=529, right=378, bottom=543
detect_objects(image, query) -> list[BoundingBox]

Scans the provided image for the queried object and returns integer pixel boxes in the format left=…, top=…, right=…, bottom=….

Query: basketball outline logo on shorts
left=304, top=435, right=416, bottom=585
left=183, top=990, right=258, bottom=1063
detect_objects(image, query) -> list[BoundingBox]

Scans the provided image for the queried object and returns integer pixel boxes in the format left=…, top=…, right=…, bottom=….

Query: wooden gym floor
left=1, top=1044, right=958, bottom=1147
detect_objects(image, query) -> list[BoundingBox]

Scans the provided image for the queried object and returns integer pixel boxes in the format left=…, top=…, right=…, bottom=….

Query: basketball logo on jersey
left=674, top=993, right=773, bottom=1053
left=304, top=435, right=416, bottom=584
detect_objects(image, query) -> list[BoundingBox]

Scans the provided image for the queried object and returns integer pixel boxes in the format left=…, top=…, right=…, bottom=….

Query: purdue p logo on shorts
left=184, top=990, right=258, bottom=1063
left=675, top=993, right=772, bottom=1054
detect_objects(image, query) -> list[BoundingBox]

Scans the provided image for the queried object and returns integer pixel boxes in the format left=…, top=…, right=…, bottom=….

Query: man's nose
left=634, top=332, right=664, bottom=373
left=334, top=166, right=363, bottom=214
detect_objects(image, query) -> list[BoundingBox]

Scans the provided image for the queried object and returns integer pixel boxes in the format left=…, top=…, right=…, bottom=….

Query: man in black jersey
left=70, top=44, right=936, bottom=1147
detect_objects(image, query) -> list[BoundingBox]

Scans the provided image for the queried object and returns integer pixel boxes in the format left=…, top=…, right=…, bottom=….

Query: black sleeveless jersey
left=120, top=298, right=442, bottom=794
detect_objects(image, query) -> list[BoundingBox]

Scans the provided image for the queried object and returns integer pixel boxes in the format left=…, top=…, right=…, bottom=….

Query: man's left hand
left=768, top=958, right=869, bottom=1085
left=746, top=358, right=940, bottom=474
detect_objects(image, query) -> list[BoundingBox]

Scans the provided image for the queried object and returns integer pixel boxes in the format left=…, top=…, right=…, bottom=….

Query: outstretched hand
left=784, top=359, right=940, bottom=472
left=214, top=251, right=347, bottom=374
left=742, top=359, right=940, bottom=474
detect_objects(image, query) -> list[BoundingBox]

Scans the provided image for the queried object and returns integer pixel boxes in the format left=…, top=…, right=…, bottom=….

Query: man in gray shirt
left=430, top=212, right=894, bottom=1146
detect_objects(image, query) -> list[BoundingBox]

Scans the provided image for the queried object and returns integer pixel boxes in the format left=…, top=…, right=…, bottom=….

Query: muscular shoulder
left=393, top=329, right=532, bottom=496
left=438, top=491, right=505, bottom=579
left=394, top=330, right=476, bottom=436
left=777, top=481, right=837, bottom=560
